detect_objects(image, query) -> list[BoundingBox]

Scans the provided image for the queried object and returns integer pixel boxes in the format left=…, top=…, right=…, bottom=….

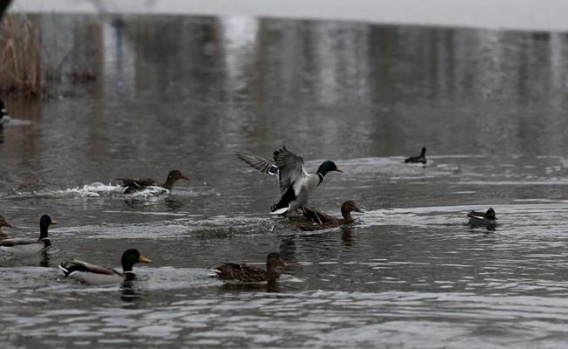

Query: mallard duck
left=0, top=214, right=14, bottom=239
left=467, top=208, right=497, bottom=227
left=404, top=147, right=427, bottom=164
left=212, top=252, right=288, bottom=283
left=0, top=99, right=10, bottom=127
left=59, top=249, right=151, bottom=285
left=118, top=170, right=188, bottom=194
left=0, top=215, right=56, bottom=257
left=236, top=146, right=342, bottom=215
left=298, top=200, right=363, bottom=231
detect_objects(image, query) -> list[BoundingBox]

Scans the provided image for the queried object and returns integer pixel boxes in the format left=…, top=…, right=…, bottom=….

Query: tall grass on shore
left=0, top=14, right=43, bottom=97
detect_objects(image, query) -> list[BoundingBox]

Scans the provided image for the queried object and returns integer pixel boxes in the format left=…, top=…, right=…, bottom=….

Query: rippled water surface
left=2, top=13, right=568, bottom=348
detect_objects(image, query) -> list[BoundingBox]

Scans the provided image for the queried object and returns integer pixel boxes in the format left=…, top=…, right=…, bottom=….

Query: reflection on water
left=2, top=12, right=568, bottom=349
left=4, top=15, right=568, bottom=164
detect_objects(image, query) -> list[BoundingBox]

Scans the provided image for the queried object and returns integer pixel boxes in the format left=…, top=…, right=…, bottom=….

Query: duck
left=118, top=169, right=188, bottom=194
left=0, top=215, right=14, bottom=239
left=212, top=252, right=288, bottom=283
left=297, top=200, right=363, bottom=231
left=59, top=249, right=151, bottom=285
left=0, top=99, right=10, bottom=127
left=467, top=208, right=497, bottom=227
left=236, top=146, right=342, bottom=215
left=0, top=214, right=56, bottom=258
left=404, top=147, right=427, bottom=164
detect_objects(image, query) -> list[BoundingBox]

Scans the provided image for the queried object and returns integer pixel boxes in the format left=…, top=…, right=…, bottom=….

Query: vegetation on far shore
left=0, top=14, right=43, bottom=98
left=0, top=12, right=98, bottom=100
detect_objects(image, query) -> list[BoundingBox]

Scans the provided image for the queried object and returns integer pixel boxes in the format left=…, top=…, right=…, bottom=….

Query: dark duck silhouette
left=0, top=215, right=56, bottom=258
left=235, top=146, right=342, bottom=215
left=467, top=208, right=497, bottom=228
left=404, top=147, right=427, bottom=164
left=0, top=215, right=14, bottom=239
left=212, top=252, right=288, bottom=283
left=297, top=200, right=363, bottom=231
left=118, top=170, right=188, bottom=194
left=0, top=99, right=10, bottom=127
left=59, top=249, right=151, bottom=285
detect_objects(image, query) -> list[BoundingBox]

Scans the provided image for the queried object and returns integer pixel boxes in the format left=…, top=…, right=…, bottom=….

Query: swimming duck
left=118, top=169, right=188, bottom=194
left=467, top=208, right=497, bottom=227
left=0, top=215, right=56, bottom=258
left=59, top=249, right=151, bottom=285
left=236, top=146, right=342, bottom=215
left=0, top=99, right=10, bottom=127
left=404, top=147, right=427, bottom=164
left=298, top=200, right=363, bottom=231
left=0, top=215, right=14, bottom=239
left=212, top=252, right=288, bottom=283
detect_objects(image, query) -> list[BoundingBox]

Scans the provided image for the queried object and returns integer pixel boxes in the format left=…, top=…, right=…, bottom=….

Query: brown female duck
left=297, top=200, right=363, bottom=231
left=0, top=215, right=14, bottom=239
left=118, top=170, right=188, bottom=194
left=212, top=252, right=288, bottom=283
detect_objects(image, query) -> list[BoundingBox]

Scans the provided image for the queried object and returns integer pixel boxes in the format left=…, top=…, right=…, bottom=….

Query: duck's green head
left=486, top=208, right=497, bottom=220
left=39, top=215, right=56, bottom=239
left=317, top=161, right=343, bottom=177
left=40, top=214, right=56, bottom=227
left=121, top=249, right=152, bottom=271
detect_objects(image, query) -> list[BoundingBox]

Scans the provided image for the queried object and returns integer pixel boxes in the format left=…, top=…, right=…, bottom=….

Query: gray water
left=2, top=14, right=568, bottom=348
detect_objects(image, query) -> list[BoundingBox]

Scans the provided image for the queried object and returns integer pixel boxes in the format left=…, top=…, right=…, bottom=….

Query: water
left=2, top=13, right=568, bottom=348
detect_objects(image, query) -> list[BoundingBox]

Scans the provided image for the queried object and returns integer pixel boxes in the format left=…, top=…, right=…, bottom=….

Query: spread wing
left=235, top=151, right=279, bottom=175
left=273, top=147, right=309, bottom=195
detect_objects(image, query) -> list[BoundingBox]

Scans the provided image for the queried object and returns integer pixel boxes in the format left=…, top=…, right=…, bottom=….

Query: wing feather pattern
left=235, top=151, right=279, bottom=175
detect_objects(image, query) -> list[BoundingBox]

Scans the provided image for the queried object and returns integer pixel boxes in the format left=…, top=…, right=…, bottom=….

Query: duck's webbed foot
left=303, top=206, right=323, bottom=224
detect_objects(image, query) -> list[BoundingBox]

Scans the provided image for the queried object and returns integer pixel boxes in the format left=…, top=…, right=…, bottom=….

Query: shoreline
left=10, top=0, right=568, bottom=33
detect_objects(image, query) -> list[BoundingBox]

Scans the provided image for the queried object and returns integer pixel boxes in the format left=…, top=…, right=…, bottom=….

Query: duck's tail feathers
left=207, top=268, right=222, bottom=278
left=270, top=206, right=290, bottom=215
left=58, top=262, right=72, bottom=277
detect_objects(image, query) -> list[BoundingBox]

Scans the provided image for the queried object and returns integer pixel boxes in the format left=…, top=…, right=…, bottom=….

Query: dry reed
left=0, top=14, right=43, bottom=98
